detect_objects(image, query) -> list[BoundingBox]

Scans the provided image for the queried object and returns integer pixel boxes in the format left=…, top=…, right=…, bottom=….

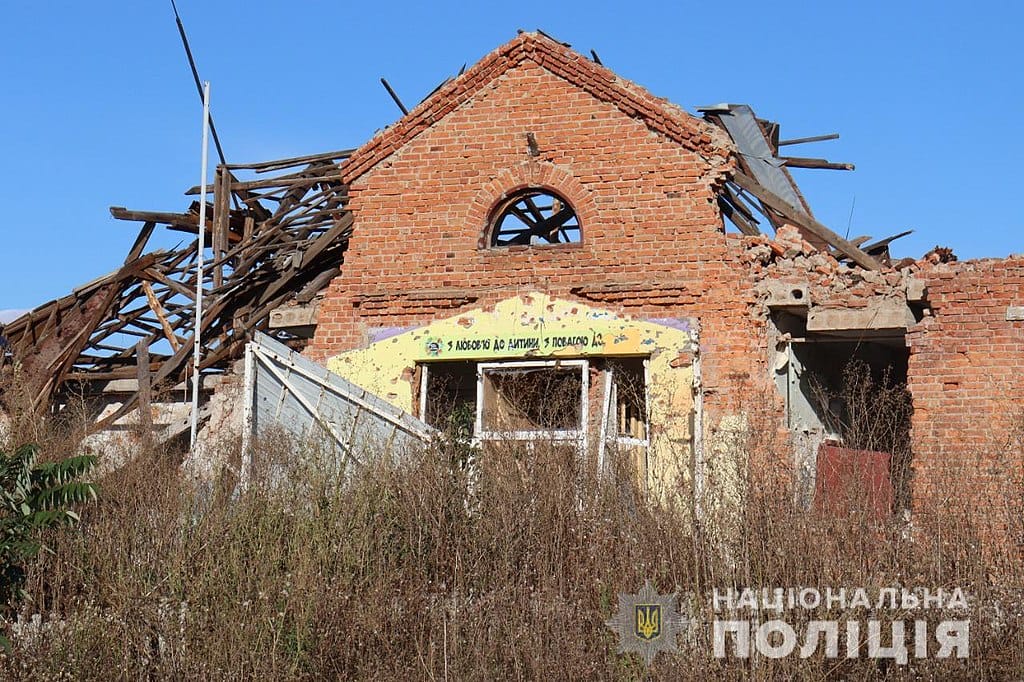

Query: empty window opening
left=608, top=358, right=648, bottom=443
left=479, top=361, right=585, bottom=435
left=421, top=361, right=476, bottom=438
left=419, top=359, right=589, bottom=448
left=783, top=339, right=909, bottom=443
left=489, top=189, right=580, bottom=247
left=598, top=358, right=650, bottom=484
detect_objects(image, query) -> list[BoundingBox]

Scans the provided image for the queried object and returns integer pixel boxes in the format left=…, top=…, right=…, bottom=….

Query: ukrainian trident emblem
left=635, top=603, right=661, bottom=641
left=606, top=580, right=693, bottom=664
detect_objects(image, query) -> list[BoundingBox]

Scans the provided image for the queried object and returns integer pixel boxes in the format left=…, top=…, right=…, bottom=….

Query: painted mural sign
left=405, top=294, right=695, bottom=362
left=327, top=291, right=697, bottom=414
left=326, top=293, right=700, bottom=504
left=423, top=330, right=607, bottom=359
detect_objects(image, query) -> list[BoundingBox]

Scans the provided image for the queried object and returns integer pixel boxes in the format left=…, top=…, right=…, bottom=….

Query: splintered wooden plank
left=125, top=221, right=157, bottom=264
left=778, top=133, right=840, bottom=146
left=137, top=341, right=152, bottom=435
left=296, top=266, right=341, bottom=303
left=213, top=168, right=231, bottom=288
left=141, top=282, right=182, bottom=352
left=223, top=148, right=355, bottom=173
left=184, top=172, right=348, bottom=196
left=274, top=204, right=351, bottom=232
left=142, top=267, right=195, bottom=299
left=780, top=156, right=855, bottom=171
left=731, top=171, right=879, bottom=270
left=718, top=196, right=761, bottom=236
left=863, top=230, right=914, bottom=254
left=110, top=206, right=202, bottom=227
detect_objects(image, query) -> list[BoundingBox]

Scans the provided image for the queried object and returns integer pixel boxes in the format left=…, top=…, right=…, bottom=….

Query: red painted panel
left=815, top=441, right=893, bottom=521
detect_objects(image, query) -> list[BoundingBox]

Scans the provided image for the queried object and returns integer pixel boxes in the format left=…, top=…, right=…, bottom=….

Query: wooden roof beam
left=731, top=171, right=880, bottom=270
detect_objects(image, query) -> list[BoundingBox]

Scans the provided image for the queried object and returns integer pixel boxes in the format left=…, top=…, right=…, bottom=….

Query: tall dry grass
left=0, top=376, right=1021, bottom=679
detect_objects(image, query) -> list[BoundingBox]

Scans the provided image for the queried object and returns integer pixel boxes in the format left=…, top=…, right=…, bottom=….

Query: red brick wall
left=309, top=57, right=773, bottom=426
left=907, top=258, right=1024, bottom=518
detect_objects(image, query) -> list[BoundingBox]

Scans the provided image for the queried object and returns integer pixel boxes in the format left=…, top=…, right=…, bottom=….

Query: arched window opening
left=489, top=189, right=580, bottom=247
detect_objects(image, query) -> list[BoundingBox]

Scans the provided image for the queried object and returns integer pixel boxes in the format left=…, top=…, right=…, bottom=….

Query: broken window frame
left=419, top=356, right=655, bottom=469
left=417, top=361, right=477, bottom=438
left=487, top=188, right=581, bottom=248
left=474, top=359, right=589, bottom=454
left=598, top=357, right=650, bottom=474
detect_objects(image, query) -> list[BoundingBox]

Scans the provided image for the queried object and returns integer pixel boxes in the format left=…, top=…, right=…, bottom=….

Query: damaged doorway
left=774, top=312, right=912, bottom=513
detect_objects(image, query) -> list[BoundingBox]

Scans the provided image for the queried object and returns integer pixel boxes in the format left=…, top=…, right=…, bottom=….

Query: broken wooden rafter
left=730, top=170, right=880, bottom=270
left=222, top=148, right=354, bottom=173
left=863, top=230, right=914, bottom=255
left=110, top=206, right=202, bottom=228
left=141, top=282, right=182, bottom=352
left=3, top=149, right=354, bottom=434
left=779, top=156, right=855, bottom=171
left=717, top=195, right=760, bottom=236
left=183, top=171, right=348, bottom=196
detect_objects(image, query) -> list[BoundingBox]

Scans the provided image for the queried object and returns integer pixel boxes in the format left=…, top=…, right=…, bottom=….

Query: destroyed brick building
left=1, top=33, right=1021, bottom=532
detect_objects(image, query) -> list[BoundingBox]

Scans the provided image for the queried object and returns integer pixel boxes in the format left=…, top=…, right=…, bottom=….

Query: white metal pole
left=190, top=81, right=211, bottom=449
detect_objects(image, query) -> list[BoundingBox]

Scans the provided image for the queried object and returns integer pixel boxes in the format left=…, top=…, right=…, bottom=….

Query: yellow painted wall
left=326, top=293, right=697, bottom=499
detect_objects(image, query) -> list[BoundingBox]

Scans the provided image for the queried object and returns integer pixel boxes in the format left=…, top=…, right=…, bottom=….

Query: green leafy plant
left=0, top=444, right=97, bottom=615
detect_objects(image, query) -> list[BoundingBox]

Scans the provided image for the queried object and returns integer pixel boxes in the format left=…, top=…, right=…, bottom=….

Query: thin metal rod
left=171, top=0, right=227, bottom=167
left=380, top=78, right=409, bottom=115
left=190, top=81, right=211, bottom=449
left=777, top=133, right=840, bottom=147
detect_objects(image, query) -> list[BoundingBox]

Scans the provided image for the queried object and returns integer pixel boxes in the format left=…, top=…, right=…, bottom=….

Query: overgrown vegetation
left=812, top=359, right=914, bottom=511
left=0, top=377, right=1019, bottom=679
left=0, top=443, right=97, bottom=654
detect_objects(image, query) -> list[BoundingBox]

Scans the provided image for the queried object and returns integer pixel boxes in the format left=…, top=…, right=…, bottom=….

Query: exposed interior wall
left=750, top=225, right=917, bottom=507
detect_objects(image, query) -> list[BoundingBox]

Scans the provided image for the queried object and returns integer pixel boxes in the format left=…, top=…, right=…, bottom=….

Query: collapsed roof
left=0, top=31, right=916, bottom=436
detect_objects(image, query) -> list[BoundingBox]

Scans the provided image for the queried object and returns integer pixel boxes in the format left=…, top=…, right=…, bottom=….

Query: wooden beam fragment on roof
left=141, top=282, right=181, bottom=352
left=213, top=168, right=232, bottom=288
left=780, top=157, right=855, bottom=171
left=222, top=148, right=355, bottom=173
left=183, top=172, right=348, bottom=196
left=778, top=133, right=840, bottom=146
left=863, top=230, right=913, bottom=254
left=111, top=206, right=202, bottom=227
left=731, top=171, right=880, bottom=270
left=124, top=221, right=156, bottom=264
left=717, top=196, right=761, bottom=236
left=136, top=341, right=152, bottom=437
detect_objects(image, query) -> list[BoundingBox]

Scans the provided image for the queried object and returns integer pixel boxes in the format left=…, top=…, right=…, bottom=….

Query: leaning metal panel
left=241, top=332, right=434, bottom=486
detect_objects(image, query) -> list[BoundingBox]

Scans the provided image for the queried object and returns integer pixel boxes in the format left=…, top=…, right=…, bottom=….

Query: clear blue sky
left=2, top=1, right=1022, bottom=313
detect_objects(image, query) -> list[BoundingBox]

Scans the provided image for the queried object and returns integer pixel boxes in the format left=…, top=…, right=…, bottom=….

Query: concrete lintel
left=807, top=299, right=915, bottom=332
left=269, top=303, right=319, bottom=329
left=765, top=281, right=810, bottom=309
left=905, top=276, right=927, bottom=302
left=1007, top=306, right=1024, bottom=322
